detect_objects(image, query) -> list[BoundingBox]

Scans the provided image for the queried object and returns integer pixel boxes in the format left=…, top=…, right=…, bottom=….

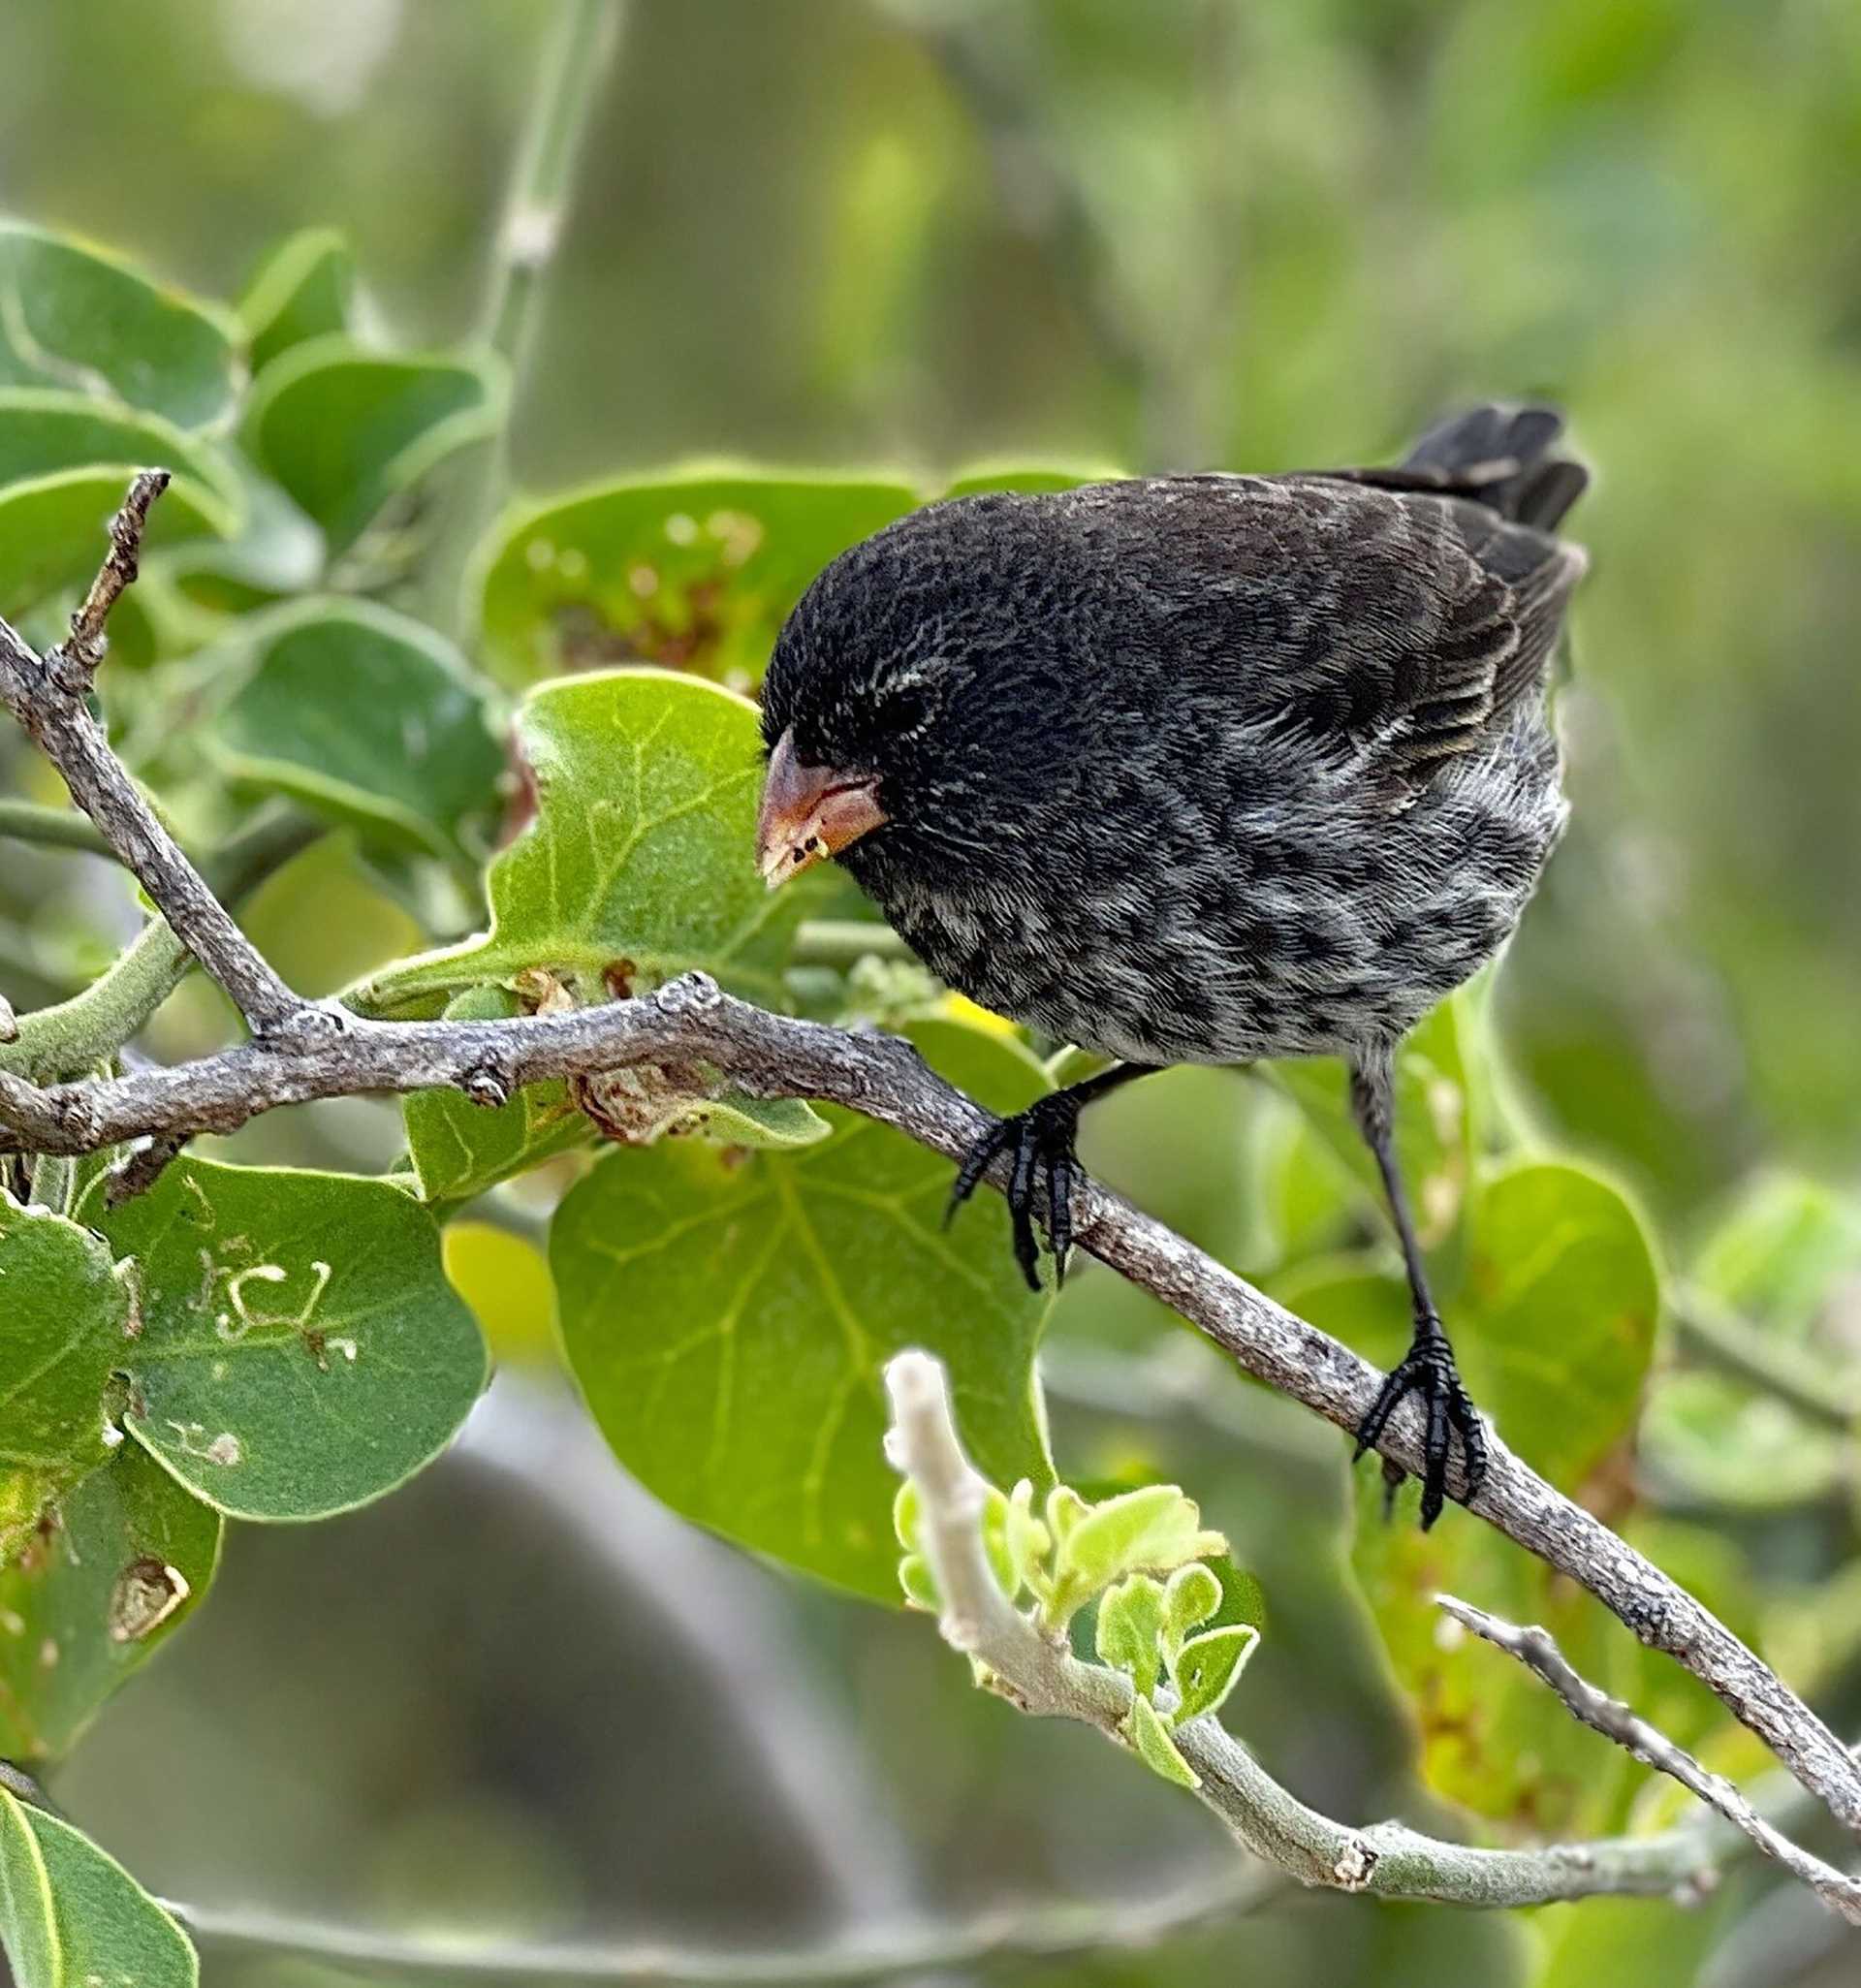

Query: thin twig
left=166, top=1867, right=1266, bottom=1985
left=47, top=468, right=169, bottom=692
left=0, top=809, right=319, bottom=1082
left=0, top=480, right=312, bottom=1038
left=1436, top=1594, right=1861, bottom=1923
left=0, top=797, right=113, bottom=857
left=1672, top=1287, right=1859, bottom=1434
left=886, top=1350, right=1721, bottom=1907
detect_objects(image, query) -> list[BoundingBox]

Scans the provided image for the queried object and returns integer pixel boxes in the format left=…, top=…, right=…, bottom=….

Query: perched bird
left=755, top=405, right=1589, bottom=1527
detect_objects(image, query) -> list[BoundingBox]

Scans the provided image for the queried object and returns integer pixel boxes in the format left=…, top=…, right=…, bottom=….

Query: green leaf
left=1692, top=1171, right=1861, bottom=1340
left=1056, top=1484, right=1226, bottom=1597
left=1095, top=1574, right=1166, bottom=1700
left=0, top=468, right=237, bottom=620
left=0, top=1444, right=221, bottom=1763
left=550, top=1019, right=1055, bottom=1598
left=1160, top=1561, right=1222, bottom=1659
left=0, top=221, right=237, bottom=429
left=1278, top=1158, right=1661, bottom=1495
left=1123, top=1690, right=1198, bottom=1788
left=897, top=1552, right=938, bottom=1611
left=1169, top=1623, right=1258, bottom=1726
left=472, top=471, right=918, bottom=687
left=0, top=1196, right=130, bottom=1549
left=204, top=598, right=505, bottom=858
left=238, top=228, right=355, bottom=375
left=83, top=1159, right=489, bottom=1521
left=1468, top=1159, right=1660, bottom=1489
left=0, top=1790, right=197, bottom=1988
left=938, top=463, right=1117, bottom=497
left=1641, top=1370, right=1844, bottom=1510
left=1348, top=1467, right=1632, bottom=1833
left=403, top=985, right=593, bottom=1204
left=0, top=389, right=240, bottom=503
left=241, top=334, right=507, bottom=552
left=361, top=669, right=825, bottom=1011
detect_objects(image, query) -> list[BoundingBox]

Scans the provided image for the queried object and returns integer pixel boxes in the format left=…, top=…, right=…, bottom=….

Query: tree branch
left=6, top=481, right=1861, bottom=1883
left=1436, top=1595, right=1861, bottom=1923
left=1, top=979, right=1859, bottom=1856
left=0, top=475, right=311, bottom=1038
left=886, top=1350, right=1724, bottom=1908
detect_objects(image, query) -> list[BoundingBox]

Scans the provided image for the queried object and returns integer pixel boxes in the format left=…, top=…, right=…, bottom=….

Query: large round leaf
left=0, top=1195, right=128, bottom=1556
left=0, top=389, right=239, bottom=502
left=0, top=221, right=237, bottom=429
left=241, top=333, right=506, bottom=552
left=205, top=598, right=505, bottom=858
left=472, top=471, right=917, bottom=686
left=0, top=1791, right=196, bottom=1988
left=237, top=227, right=355, bottom=375
left=0, top=1445, right=221, bottom=1764
left=85, top=1160, right=489, bottom=1521
left=551, top=1019, right=1056, bottom=1598
left=361, top=668, right=827, bottom=1011
left=1467, top=1158, right=1661, bottom=1488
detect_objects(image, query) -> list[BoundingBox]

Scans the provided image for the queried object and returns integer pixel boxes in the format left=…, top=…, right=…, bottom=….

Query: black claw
left=1353, top=1320, right=1485, bottom=1530
left=945, top=1116, right=1012, bottom=1228
left=945, top=1092, right=1086, bottom=1291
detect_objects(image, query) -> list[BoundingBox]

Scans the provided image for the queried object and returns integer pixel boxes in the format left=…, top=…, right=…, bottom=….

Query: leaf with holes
left=0, top=1790, right=197, bottom=1988
left=0, top=1196, right=131, bottom=1557
left=238, top=227, right=355, bottom=375
left=205, top=598, right=505, bottom=858
left=242, top=334, right=506, bottom=552
left=0, top=1444, right=222, bottom=1764
left=80, top=1160, right=488, bottom=1521
left=0, top=221, right=237, bottom=429
left=361, top=669, right=828, bottom=1013
left=473, top=471, right=917, bottom=687
left=551, top=1019, right=1055, bottom=1598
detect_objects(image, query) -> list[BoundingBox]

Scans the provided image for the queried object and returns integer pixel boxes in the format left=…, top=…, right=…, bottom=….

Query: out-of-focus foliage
left=1, top=2, right=1858, bottom=1984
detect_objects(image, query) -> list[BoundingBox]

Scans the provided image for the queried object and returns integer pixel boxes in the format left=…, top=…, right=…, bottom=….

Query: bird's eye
left=884, top=682, right=938, bottom=739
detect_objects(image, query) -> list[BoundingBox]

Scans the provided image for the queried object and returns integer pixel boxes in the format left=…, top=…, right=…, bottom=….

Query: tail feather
left=1401, top=402, right=1589, bottom=531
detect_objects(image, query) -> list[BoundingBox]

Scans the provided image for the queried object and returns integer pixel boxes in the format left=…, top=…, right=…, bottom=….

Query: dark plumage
left=756, top=405, right=1590, bottom=1526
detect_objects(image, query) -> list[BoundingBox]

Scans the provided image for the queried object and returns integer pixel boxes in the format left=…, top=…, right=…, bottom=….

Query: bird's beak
left=755, top=728, right=887, bottom=889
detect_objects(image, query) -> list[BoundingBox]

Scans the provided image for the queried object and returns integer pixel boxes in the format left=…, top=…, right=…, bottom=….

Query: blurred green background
left=3, top=1, right=1859, bottom=1983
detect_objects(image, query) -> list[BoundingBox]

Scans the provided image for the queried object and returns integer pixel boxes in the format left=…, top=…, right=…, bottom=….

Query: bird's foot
left=944, top=1090, right=1086, bottom=1292
left=1353, top=1318, right=1488, bottom=1530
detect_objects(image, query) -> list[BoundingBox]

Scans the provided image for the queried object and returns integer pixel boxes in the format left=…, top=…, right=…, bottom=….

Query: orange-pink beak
left=755, top=728, right=887, bottom=888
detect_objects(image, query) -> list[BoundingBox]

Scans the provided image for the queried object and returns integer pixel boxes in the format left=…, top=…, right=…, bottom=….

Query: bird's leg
left=1346, top=1050, right=1488, bottom=1529
left=946, top=1062, right=1157, bottom=1291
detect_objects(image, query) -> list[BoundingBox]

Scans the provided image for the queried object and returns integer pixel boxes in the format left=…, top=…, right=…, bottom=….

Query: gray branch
left=167, top=1868, right=1266, bottom=1984
left=0, top=473, right=309, bottom=1037
left=886, top=1350, right=1722, bottom=1908
left=5, top=479, right=1861, bottom=1881
left=1436, top=1594, right=1861, bottom=1923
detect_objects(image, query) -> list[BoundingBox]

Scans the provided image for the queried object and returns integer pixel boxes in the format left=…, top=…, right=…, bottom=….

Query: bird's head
left=755, top=501, right=1084, bottom=897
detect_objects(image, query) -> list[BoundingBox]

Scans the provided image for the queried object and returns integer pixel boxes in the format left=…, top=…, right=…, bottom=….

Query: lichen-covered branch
left=885, top=1351, right=1724, bottom=1908
left=1436, top=1595, right=1861, bottom=1922
left=4, top=478, right=1861, bottom=1869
